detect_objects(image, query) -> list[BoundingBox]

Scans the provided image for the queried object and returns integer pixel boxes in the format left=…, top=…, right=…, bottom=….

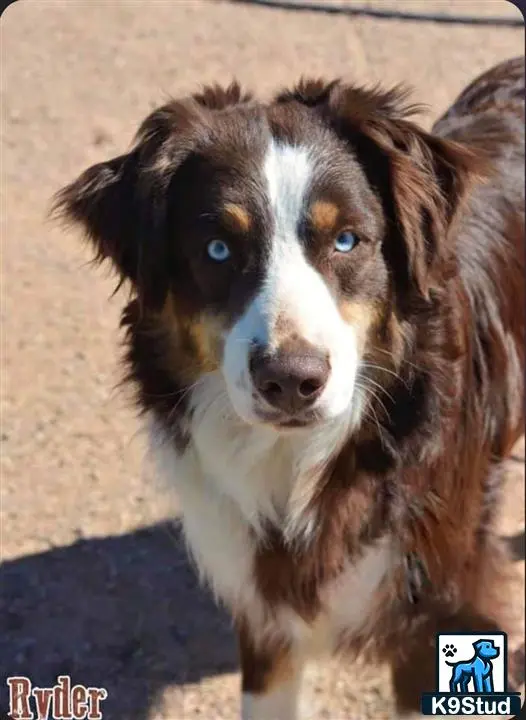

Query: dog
left=54, top=57, right=524, bottom=718
left=447, top=639, right=500, bottom=694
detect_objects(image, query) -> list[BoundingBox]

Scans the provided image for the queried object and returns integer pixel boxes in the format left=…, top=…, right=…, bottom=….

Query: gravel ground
left=1, top=1, right=524, bottom=718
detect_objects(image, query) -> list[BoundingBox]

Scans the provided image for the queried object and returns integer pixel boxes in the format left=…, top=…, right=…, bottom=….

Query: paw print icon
left=442, top=644, right=457, bottom=658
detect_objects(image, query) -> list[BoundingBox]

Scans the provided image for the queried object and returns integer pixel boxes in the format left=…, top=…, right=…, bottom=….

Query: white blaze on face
left=223, top=139, right=361, bottom=426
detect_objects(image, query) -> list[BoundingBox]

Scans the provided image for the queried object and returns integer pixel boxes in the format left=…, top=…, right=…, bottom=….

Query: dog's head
left=474, top=639, right=500, bottom=660
left=54, top=80, right=481, bottom=431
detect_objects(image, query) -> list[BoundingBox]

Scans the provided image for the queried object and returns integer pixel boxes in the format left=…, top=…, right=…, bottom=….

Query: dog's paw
left=443, top=644, right=457, bottom=658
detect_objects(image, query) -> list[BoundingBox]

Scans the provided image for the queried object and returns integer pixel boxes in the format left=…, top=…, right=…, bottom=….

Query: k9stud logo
left=421, top=632, right=522, bottom=715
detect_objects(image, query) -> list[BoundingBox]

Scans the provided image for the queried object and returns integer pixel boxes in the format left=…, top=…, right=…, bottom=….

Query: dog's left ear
left=277, top=80, right=487, bottom=305
left=353, top=110, right=485, bottom=305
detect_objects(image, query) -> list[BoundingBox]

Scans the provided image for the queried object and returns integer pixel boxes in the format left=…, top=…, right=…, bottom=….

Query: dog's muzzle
left=249, top=342, right=330, bottom=419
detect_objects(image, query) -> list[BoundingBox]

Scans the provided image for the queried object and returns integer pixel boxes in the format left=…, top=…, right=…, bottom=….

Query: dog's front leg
left=473, top=671, right=485, bottom=694
left=238, top=623, right=303, bottom=720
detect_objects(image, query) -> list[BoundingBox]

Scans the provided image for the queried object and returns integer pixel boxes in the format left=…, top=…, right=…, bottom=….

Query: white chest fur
left=149, top=384, right=395, bottom=653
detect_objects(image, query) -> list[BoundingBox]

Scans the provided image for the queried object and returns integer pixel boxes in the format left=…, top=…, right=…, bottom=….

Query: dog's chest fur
left=150, top=373, right=395, bottom=651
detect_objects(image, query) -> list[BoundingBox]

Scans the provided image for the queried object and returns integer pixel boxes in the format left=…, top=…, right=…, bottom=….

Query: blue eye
left=207, top=239, right=231, bottom=262
left=334, top=231, right=358, bottom=253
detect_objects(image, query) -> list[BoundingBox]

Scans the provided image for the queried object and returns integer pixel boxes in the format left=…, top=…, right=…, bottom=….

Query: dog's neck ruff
left=184, top=370, right=356, bottom=544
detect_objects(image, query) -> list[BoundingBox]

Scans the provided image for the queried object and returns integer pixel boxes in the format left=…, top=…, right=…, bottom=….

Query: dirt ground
left=1, top=1, right=524, bottom=718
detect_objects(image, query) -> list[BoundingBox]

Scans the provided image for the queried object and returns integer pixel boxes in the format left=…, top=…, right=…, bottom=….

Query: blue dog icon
left=447, top=639, right=500, bottom=693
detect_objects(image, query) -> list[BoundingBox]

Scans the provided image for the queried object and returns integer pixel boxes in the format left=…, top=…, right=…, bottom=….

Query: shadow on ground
left=0, top=522, right=238, bottom=720
left=1, top=523, right=523, bottom=719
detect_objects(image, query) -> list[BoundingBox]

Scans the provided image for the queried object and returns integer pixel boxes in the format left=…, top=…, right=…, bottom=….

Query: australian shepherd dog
left=55, top=57, right=524, bottom=717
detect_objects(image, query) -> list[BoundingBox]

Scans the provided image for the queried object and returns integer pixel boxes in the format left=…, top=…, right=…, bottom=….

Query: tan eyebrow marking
left=310, top=200, right=340, bottom=233
left=223, top=203, right=251, bottom=233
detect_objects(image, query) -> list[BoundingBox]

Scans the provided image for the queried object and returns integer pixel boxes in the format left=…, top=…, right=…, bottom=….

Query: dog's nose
left=249, top=344, right=330, bottom=415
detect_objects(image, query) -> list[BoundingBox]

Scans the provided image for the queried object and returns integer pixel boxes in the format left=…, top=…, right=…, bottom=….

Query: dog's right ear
left=52, top=95, right=212, bottom=308
left=53, top=82, right=253, bottom=307
left=52, top=149, right=147, bottom=293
